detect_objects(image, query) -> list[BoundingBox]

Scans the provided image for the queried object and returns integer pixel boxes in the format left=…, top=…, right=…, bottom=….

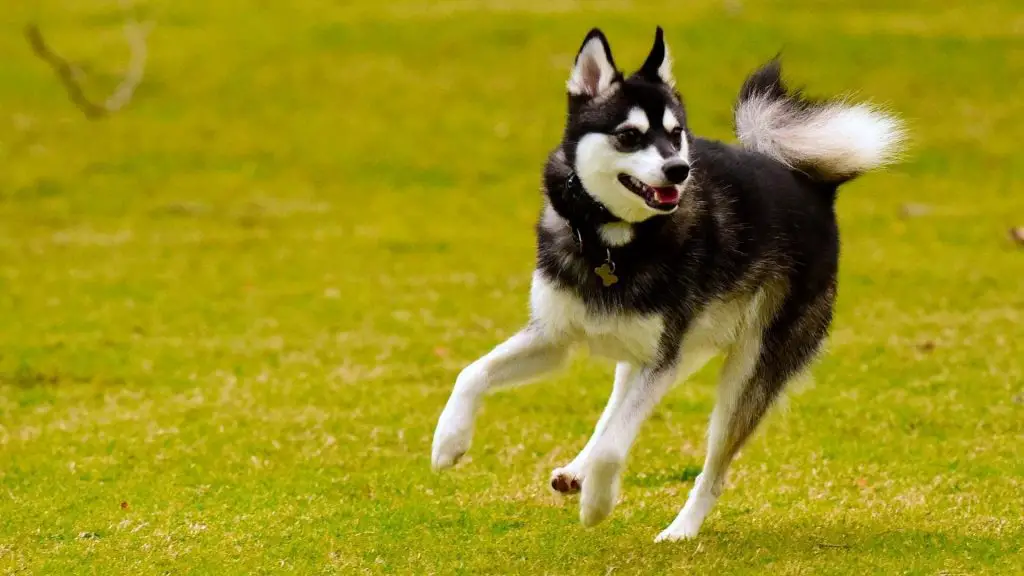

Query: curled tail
left=734, top=59, right=905, bottom=184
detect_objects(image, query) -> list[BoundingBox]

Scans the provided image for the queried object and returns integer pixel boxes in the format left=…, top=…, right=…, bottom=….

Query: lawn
left=1, top=0, right=1023, bottom=573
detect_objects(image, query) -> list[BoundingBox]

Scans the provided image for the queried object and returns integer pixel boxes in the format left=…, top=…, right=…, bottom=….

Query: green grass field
left=2, top=0, right=1023, bottom=573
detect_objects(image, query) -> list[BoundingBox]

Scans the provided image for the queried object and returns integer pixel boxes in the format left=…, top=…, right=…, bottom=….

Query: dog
left=431, top=27, right=903, bottom=541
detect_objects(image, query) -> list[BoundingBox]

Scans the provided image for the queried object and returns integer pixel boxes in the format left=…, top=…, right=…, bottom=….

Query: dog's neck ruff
left=549, top=171, right=624, bottom=286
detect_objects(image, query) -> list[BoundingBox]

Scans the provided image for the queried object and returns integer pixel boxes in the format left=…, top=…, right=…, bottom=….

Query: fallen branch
left=25, top=1, right=151, bottom=120
left=24, top=24, right=105, bottom=119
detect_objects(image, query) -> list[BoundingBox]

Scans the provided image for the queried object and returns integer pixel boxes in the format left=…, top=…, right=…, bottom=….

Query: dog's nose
left=662, top=159, right=690, bottom=184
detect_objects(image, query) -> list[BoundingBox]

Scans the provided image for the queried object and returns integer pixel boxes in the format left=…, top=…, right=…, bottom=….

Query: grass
left=1, top=0, right=1023, bottom=573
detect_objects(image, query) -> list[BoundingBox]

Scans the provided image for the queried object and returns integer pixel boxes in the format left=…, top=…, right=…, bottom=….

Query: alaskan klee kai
left=432, top=27, right=903, bottom=541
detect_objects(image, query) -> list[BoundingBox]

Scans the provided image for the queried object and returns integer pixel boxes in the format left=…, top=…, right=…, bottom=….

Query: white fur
left=663, top=108, right=680, bottom=132
left=551, top=362, right=634, bottom=490
left=433, top=260, right=777, bottom=542
left=618, top=107, right=650, bottom=133
left=735, top=94, right=904, bottom=178
left=599, top=222, right=634, bottom=246
left=662, top=108, right=692, bottom=164
left=575, top=135, right=676, bottom=223
left=431, top=328, right=568, bottom=470
left=658, top=43, right=675, bottom=87
left=677, top=131, right=691, bottom=165
left=568, top=37, right=617, bottom=97
left=657, top=291, right=773, bottom=540
left=530, top=272, right=664, bottom=364
left=549, top=299, right=724, bottom=493
left=546, top=293, right=761, bottom=533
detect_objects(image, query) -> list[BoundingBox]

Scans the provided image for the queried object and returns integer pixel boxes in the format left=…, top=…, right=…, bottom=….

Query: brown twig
left=24, top=24, right=106, bottom=119
left=25, top=1, right=151, bottom=120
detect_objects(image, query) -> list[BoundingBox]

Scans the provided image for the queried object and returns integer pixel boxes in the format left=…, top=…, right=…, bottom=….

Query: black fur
left=539, top=38, right=840, bottom=399
left=431, top=28, right=898, bottom=537
left=737, top=56, right=789, bottom=103
left=637, top=26, right=668, bottom=84
left=431, top=28, right=900, bottom=538
left=539, top=138, right=838, bottom=365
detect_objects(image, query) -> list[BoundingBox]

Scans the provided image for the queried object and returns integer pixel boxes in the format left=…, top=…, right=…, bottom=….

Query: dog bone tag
left=594, top=263, right=618, bottom=287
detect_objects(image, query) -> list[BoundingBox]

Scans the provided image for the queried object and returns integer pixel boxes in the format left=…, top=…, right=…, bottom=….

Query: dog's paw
left=655, top=498, right=713, bottom=542
left=654, top=516, right=702, bottom=542
left=655, top=481, right=717, bottom=542
left=430, top=400, right=475, bottom=471
left=550, top=465, right=583, bottom=494
left=579, top=453, right=622, bottom=527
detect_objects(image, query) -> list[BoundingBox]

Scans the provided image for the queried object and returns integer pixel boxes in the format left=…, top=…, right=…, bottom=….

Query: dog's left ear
left=638, top=26, right=675, bottom=87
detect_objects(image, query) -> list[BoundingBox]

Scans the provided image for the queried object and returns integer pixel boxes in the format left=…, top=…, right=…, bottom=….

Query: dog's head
left=561, top=27, right=692, bottom=223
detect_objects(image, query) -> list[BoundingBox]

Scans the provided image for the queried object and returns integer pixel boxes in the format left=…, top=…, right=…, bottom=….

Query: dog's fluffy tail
left=734, top=59, right=905, bottom=184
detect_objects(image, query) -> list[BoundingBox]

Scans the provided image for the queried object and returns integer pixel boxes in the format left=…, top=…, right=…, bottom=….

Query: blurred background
left=1, top=1, right=1022, bottom=573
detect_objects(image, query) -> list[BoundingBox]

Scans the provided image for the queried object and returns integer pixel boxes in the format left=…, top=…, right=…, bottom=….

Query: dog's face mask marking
left=565, top=27, right=692, bottom=223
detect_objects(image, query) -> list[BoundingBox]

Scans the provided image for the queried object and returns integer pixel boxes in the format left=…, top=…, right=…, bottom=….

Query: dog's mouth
left=617, top=174, right=680, bottom=210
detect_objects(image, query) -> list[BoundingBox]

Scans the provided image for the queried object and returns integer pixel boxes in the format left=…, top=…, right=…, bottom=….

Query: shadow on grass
left=679, top=523, right=1016, bottom=571
left=626, top=465, right=703, bottom=488
left=345, top=495, right=1017, bottom=572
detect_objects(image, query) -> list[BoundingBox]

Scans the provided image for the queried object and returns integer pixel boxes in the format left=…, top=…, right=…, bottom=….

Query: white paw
left=654, top=515, right=702, bottom=542
left=550, top=464, right=584, bottom=494
left=579, top=453, right=622, bottom=527
left=655, top=475, right=719, bottom=542
left=430, top=399, right=475, bottom=471
left=655, top=490, right=716, bottom=542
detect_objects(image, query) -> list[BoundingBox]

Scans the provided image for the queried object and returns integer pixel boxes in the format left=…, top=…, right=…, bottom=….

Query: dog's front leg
left=577, top=362, right=678, bottom=527
left=431, top=327, right=568, bottom=471
left=551, top=362, right=636, bottom=493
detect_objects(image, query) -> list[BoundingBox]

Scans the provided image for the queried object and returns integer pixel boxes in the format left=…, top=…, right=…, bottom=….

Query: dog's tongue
left=653, top=186, right=679, bottom=204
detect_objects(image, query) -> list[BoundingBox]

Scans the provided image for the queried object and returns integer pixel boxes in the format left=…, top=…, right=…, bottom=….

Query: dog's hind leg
left=655, top=289, right=833, bottom=542
left=655, top=327, right=765, bottom=541
left=432, top=327, right=569, bottom=471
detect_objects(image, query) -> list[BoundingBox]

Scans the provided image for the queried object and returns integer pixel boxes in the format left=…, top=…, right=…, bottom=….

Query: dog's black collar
left=558, top=172, right=617, bottom=230
left=552, top=171, right=623, bottom=286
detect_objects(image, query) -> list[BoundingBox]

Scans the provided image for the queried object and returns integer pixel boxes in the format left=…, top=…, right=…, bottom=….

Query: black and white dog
left=432, top=27, right=903, bottom=541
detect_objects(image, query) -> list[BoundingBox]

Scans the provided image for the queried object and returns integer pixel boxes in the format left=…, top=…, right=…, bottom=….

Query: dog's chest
left=530, top=272, right=664, bottom=363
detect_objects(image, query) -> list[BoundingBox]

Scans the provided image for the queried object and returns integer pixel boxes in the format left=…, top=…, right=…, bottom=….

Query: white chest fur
left=530, top=272, right=665, bottom=364
left=529, top=271, right=762, bottom=370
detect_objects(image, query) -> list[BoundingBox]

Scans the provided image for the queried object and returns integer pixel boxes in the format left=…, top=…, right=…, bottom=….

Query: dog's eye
left=616, top=128, right=644, bottom=149
left=671, top=128, right=684, bottom=147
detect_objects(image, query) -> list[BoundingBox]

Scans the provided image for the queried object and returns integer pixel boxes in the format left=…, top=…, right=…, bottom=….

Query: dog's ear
left=567, top=28, right=620, bottom=97
left=638, top=26, right=675, bottom=87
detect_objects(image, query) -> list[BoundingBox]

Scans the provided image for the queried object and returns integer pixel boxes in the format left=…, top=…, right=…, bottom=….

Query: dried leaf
left=1009, top=226, right=1024, bottom=247
left=899, top=203, right=932, bottom=218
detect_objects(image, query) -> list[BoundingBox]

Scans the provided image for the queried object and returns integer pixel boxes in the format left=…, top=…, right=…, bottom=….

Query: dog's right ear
left=567, top=28, right=620, bottom=98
